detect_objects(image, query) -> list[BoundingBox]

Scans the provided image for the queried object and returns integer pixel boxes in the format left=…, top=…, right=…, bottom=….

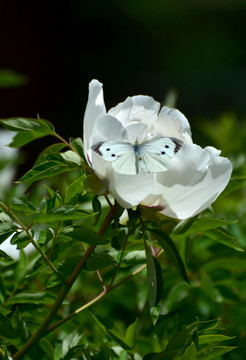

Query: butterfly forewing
left=91, top=141, right=132, bottom=161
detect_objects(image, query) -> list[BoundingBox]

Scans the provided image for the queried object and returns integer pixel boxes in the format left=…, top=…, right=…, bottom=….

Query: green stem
left=107, top=228, right=129, bottom=291
left=0, top=347, right=5, bottom=360
left=0, top=202, right=66, bottom=286
left=12, top=202, right=118, bottom=360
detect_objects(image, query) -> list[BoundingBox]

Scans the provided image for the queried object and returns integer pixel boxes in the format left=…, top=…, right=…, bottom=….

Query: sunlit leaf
left=0, top=118, right=54, bottom=147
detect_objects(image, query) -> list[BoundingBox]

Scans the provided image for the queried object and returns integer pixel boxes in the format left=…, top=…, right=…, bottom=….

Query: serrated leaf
left=17, top=160, right=70, bottom=185
left=65, top=175, right=85, bottom=202
left=197, top=345, right=235, bottom=359
left=59, top=225, right=109, bottom=245
left=70, top=137, right=85, bottom=159
left=34, top=143, right=66, bottom=166
left=0, top=118, right=54, bottom=147
left=10, top=230, right=31, bottom=250
left=205, top=228, right=243, bottom=252
left=33, top=206, right=94, bottom=223
left=149, top=228, right=190, bottom=284
left=9, top=197, right=36, bottom=214
left=46, top=150, right=82, bottom=166
left=0, top=222, right=17, bottom=245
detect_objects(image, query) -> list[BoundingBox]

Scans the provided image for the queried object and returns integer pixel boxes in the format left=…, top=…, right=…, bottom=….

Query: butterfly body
left=91, top=137, right=183, bottom=175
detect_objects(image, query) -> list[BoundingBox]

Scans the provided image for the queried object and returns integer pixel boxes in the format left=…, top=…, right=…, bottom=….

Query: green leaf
left=0, top=275, right=6, bottom=304
left=70, top=137, right=85, bottom=159
left=197, top=345, right=236, bottom=359
left=149, top=228, right=190, bottom=284
left=47, top=150, right=83, bottom=166
left=39, top=339, right=54, bottom=360
left=0, top=222, right=17, bottom=245
left=221, top=176, right=246, bottom=197
left=11, top=307, right=29, bottom=343
left=121, top=250, right=146, bottom=266
left=205, top=228, right=244, bottom=251
left=90, top=312, right=138, bottom=350
left=0, top=314, right=13, bottom=339
left=33, top=206, right=94, bottom=223
left=174, top=218, right=238, bottom=238
left=179, top=342, right=197, bottom=360
left=0, top=250, right=14, bottom=264
left=0, top=118, right=54, bottom=147
left=7, top=292, right=57, bottom=305
left=172, top=215, right=199, bottom=235
left=145, top=247, right=163, bottom=310
left=165, top=320, right=199, bottom=354
left=59, top=225, right=110, bottom=245
left=65, top=175, right=86, bottom=202
left=17, top=160, right=70, bottom=185
left=92, top=196, right=101, bottom=226
left=10, top=231, right=31, bottom=250
left=198, top=334, right=235, bottom=345
left=124, top=319, right=138, bottom=350
left=34, top=143, right=66, bottom=166
left=9, top=197, right=36, bottom=214
left=85, top=251, right=115, bottom=270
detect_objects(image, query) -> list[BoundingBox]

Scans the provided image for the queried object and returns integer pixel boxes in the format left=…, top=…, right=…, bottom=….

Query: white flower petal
left=108, top=97, right=134, bottom=126
left=154, top=106, right=192, bottom=143
left=92, top=115, right=127, bottom=143
left=142, top=144, right=232, bottom=219
left=108, top=95, right=160, bottom=128
left=83, top=80, right=106, bottom=156
left=125, top=122, right=149, bottom=143
left=109, top=172, right=154, bottom=208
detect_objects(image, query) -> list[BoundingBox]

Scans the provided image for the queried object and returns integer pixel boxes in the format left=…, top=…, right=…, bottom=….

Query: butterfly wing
left=91, top=141, right=132, bottom=161
left=140, top=137, right=183, bottom=172
left=91, top=137, right=183, bottom=175
left=91, top=141, right=139, bottom=175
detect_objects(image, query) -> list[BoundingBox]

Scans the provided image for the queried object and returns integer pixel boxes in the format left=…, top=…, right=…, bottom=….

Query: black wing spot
left=161, top=151, right=166, bottom=155
left=106, top=148, right=110, bottom=151
left=111, top=154, right=116, bottom=157
left=165, top=145, right=169, bottom=148
left=91, top=142, right=104, bottom=156
left=170, top=138, right=183, bottom=153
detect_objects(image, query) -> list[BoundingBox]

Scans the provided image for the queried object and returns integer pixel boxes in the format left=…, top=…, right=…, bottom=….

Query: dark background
left=0, top=0, right=246, bottom=166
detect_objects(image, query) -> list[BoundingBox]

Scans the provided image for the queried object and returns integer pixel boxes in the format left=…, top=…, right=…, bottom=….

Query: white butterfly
left=91, top=137, right=183, bottom=175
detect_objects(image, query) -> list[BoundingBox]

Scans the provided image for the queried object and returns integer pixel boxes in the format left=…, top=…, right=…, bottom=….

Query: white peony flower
left=83, top=80, right=232, bottom=219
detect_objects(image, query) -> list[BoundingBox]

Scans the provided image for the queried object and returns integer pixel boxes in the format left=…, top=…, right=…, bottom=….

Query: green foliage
left=0, top=114, right=245, bottom=359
